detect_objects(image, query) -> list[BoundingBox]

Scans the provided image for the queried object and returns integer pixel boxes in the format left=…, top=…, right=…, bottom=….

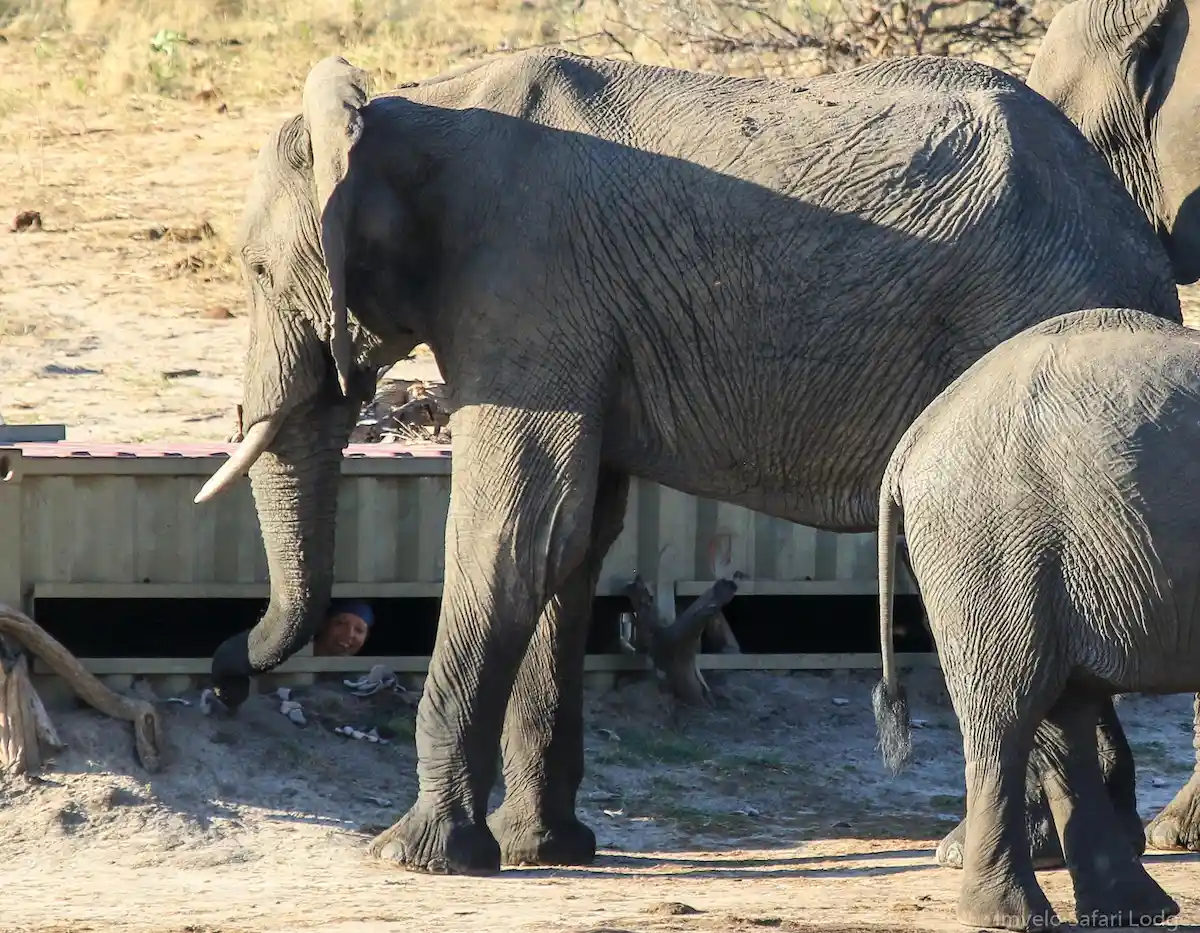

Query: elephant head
left=1026, top=0, right=1200, bottom=284
left=194, top=57, right=431, bottom=706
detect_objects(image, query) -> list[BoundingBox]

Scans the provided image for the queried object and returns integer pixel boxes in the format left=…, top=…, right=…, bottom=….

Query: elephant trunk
left=209, top=405, right=350, bottom=709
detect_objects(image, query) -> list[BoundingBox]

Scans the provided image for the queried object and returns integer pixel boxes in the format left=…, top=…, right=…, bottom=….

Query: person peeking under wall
left=313, top=599, right=374, bottom=656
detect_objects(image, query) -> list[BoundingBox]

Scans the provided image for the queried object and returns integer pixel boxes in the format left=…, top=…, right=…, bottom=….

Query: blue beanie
left=328, top=598, right=374, bottom=628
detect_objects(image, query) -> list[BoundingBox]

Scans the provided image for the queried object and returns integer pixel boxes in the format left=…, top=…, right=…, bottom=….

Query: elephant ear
left=302, top=56, right=371, bottom=398
left=1093, top=0, right=1173, bottom=52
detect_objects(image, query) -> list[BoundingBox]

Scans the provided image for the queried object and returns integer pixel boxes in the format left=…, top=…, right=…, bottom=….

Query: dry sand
left=1, top=670, right=1198, bottom=933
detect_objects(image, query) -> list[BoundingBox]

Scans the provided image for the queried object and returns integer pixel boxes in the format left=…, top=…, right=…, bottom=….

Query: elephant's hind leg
left=956, top=698, right=1058, bottom=932
left=1037, top=689, right=1179, bottom=927
left=488, top=471, right=629, bottom=867
left=937, top=682, right=1143, bottom=873
left=1145, top=693, right=1200, bottom=852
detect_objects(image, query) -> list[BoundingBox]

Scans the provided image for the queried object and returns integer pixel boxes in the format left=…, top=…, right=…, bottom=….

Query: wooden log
left=702, top=611, right=741, bottom=655
left=622, top=575, right=740, bottom=706
left=0, top=636, right=43, bottom=774
left=0, top=604, right=163, bottom=772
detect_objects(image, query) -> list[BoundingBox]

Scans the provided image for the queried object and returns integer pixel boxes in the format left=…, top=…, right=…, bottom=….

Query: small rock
left=275, top=687, right=291, bottom=701
left=1152, top=776, right=1168, bottom=788
left=733, top=806, right=760, bottom=817
left=151, top=674, right=193, bottom=698
left=11, top=210, right=42, bottom=232
left=199, top=306, right=234, bottom=320
left=602, top=808, right=625, bottom=818
left=101, top=674, right=133, bottom=693
left=831, top=820, right=852, bottom=829
left=646, top=902, right=701, bottom=916
left=286, top=707, right=306, bottom=726
left=832, top=697, right=849, bottom=707
left=43, top=363, right=102, bottom=376
left=596, top=727, right=620, bottom=742
left=279, top=700, right=302, bottom=714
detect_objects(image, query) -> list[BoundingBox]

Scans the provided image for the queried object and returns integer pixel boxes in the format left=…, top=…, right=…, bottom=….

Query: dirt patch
left=1, top=670, right=1197, bottom=932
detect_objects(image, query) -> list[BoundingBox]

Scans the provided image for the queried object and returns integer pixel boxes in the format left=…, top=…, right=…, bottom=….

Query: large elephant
left=1027, top=0, right=1200, bottom=287
left=874, top=306, right=1200, bottom=931
left=1022, top=0, right=1200, bottom=857
left=193, top=49, right=1182, bottom=874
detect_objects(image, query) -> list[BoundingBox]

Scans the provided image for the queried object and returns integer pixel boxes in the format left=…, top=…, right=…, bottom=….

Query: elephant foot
left=486, top=804, right=597, bottom=867
left=937, top=816, right=1066, bottom=871
left=1073, top=865, right=1179, bottom=928
left=957, top=877, right=1059, bottom=932
left=1145, top=773, right=1200, bottom=852
left=368, top=804, right=501, bottom=875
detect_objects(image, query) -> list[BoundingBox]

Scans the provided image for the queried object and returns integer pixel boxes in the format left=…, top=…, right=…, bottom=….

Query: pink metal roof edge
left=4, top=442, right=452, bottom=459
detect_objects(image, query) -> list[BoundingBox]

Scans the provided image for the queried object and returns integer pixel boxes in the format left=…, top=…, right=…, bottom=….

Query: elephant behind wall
left=192, top=49, right=1182, bottom=878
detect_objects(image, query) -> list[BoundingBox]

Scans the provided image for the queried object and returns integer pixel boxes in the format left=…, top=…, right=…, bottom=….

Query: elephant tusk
left=194, top=414, right=285, bottom=504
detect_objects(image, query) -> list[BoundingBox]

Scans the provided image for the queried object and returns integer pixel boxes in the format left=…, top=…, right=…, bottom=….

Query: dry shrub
left=593, top=0, right=1063, bottom=79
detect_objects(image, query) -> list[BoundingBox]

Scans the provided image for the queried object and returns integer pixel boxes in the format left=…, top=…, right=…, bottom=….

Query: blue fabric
left=328, top=598, right=375, bottom=628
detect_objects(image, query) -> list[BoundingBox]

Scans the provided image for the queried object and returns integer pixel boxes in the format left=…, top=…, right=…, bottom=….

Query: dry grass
left=0, top=0, right=646, bottom=114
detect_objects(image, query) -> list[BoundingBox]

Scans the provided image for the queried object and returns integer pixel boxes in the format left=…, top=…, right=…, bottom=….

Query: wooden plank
left=32, top=652, right=940, bottom=676
left=0, top=450, right=22, bottom=609
left=17, top=456, right=452, bottom=478
left=0, top=425, right=66, bottom=443
left=28, top=578, right=920, bottom=604
left=675, top=579, right=905, bottom=597
left=31, top=578, right=671, bottom=600
left=29, top=582, right=444, bottom=601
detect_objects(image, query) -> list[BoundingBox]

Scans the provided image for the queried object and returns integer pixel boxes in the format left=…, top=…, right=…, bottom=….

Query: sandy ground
left=0, top=87, right=438, bottom=443
left=1, top=669, right=1198, bottom=933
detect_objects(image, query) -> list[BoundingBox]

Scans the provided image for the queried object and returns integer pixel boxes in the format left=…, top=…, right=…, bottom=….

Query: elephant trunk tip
left=871, top=678, right=912, bottom=776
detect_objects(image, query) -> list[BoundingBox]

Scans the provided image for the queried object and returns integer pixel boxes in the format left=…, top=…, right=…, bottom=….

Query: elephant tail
left=872, top=481, right=912, bottom=776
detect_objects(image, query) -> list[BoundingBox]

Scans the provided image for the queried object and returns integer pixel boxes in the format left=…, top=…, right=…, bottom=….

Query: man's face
left=315, top=611, right=370, bottom=656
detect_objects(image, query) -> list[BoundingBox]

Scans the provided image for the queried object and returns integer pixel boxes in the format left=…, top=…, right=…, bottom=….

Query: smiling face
left=314, top=610, right=371, bottom=656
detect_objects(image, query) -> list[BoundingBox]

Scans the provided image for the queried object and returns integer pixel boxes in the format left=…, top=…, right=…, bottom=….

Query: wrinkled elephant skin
left=194, top=49, right=1182, bottom=876
left=1027, top=0, right=1200, bottom=857
left=874, top=307, right=1199, bottom=930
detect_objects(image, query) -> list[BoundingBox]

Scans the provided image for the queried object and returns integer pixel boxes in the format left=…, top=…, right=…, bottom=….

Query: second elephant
left=875, top=307, right=1200, bottom=931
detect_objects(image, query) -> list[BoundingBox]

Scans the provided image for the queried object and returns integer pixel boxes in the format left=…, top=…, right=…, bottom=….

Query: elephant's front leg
left=1145, top=693, right=1200, bottom=852
left=937, top=696, right=1143, bottom=870
left=368, top=403, right=603, bottom=875
left=488, top=471, right=629, bottom=866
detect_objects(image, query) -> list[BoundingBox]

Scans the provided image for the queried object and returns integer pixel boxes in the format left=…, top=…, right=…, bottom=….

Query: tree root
left=0, top=604, right=163, bottom=774
left=621, top=575, right=741, bottom=705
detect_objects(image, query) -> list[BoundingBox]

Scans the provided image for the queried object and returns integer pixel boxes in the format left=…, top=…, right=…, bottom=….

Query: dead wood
left=0, top=604, right=163, bottom=773
left=622, top=575, right=740, bottom=706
